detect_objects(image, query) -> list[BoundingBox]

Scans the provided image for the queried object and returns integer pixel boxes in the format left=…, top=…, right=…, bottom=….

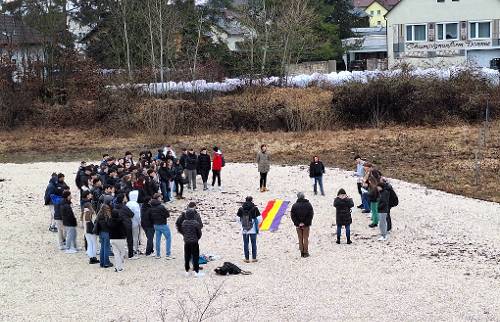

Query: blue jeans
left=337, top=224, right=350, bottom=240
left=243, top=233, right=257, bottom=260
left=160, top=182, right=171, bottom=202
left=99, top=231, right=111, bottom=267
left=361, top=192, right=370, bottom=211
left=154, top=224, right=172, bottom=257
left=313, top=176, right=324, bottom=195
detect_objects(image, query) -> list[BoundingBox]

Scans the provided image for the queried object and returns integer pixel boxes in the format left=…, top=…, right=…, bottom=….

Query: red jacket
left=212, top=153, right=223, bottom=171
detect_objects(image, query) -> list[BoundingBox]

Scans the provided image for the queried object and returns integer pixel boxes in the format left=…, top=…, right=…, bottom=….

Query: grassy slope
left=1, top=123, right=499, bottom=202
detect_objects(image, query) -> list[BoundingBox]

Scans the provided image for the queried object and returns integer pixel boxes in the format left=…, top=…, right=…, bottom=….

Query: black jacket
left=61, top=200, right=77, bottom=227
left=333, top=197, right=354, bottom=226
left=378, top=188, right=390, bottom=213
left=174, top=164, right=184, bottom=180
left=179, top=153, right=189, bottom=169
left=176, top=209, right=203, bottom=233
left=90, top=186, right=103, bottom=210
left=141, top=202, right=153, bottom=228
left=114, top=204, right=134, bottom=229
left=108, top=212, right=126, bottom=239
left=179, top=210, right=202, bottom=243
left=236, top=201, right=261, bottom=220
left=150, top=200, right=170, bottom=225
left=94, top=212, right=110, bottom=234
left=55, top=180, right=69, bottom=196
left=309, top=161, right=325, bottom=178
left=290, top=198, right=314, bottom=227
left=159, top=167, right=175, bottom=183
left=185, top=153, right=198, bottom=171
left=144, top=177, right=159, bottom=198
left=197, top=154, right=211, bottom=172
left=44, top=177, right=57, bottom=205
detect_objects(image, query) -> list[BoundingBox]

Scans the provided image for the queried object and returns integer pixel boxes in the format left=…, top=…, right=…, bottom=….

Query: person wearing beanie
left=290, top=192, right=314, bottom=258
left=179, top=207, right=204, bottom=277
left=236, top=196, right=262, bottom=263
left=309, top=156, right=325, bottom=196
left=211, top=146, right=224, bottom=191
left=256, top=144, right=271, bottom=192
left=333, top=188, right=354, bottom=244
left=61, top=191, right=78, bottom=254
left=197, top=147, right=211, bottom=191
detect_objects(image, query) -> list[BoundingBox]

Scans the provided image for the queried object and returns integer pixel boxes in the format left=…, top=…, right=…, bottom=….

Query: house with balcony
left=386, top=0, right=500, bottom=68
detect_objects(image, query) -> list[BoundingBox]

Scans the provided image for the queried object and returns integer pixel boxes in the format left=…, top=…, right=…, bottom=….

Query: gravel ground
left=0, top=162, right=499, bottom=321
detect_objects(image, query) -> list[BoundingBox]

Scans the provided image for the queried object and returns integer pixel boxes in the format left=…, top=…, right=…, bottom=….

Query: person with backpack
left=178, top=207, right=204, bottom=277
left=256, top=144, right=271, bottom=192
left=197, top=147, right=211, bottom=191
left=185, top=148, right=198, bottom=190
left=236, top=197, right=262, bottom=263
left=150, top=193, right=174, bottom=260
left=81, top=191, right=99, bottom=264
left=290, top=192, right=314, bottom=258
left=44, top=172, right=58, bottom=233
left=60, top=191, right=78, bottom=254
left=376, top=182, right=391, bottom=241
left=94, top=204, right=113, bottom=268
left=176, top=202, right=203, bottom=233
left=126, top=190, right=142, bottom=257
left=211, top=147, right=224, bottom=191
left=109, top=204, right=127, bottom=272
left=333, top=189, right=354, bottom=244
left=309, top=156, right=325, bottom=196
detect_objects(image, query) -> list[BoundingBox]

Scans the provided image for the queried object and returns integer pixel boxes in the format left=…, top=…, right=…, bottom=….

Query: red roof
left=352, top=0, right=400, bottom=9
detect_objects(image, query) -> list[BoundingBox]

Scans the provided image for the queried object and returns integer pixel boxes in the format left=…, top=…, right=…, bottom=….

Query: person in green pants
left=368, top=182, right=379, bottom=228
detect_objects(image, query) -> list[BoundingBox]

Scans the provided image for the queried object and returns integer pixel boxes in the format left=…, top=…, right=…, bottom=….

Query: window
left=437, top=23, right=458, bottom=40
left=469, top=21, right=491, bottom=39
left=370, top=10, right=375, bottom=15
left=377, top=10, right=381, bottom=15
left=437, top=0, right=444, bottom=2
left=406, top=24, right=427, bottom=42
left=377, top=20, right=381, bottom=26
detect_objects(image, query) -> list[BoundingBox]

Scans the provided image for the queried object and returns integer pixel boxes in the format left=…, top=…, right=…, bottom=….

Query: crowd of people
left=43, top=144, right=397, bottom=274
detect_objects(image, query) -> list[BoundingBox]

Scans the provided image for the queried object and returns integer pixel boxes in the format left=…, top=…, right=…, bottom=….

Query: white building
left=386, top=0, right=500, bottom=68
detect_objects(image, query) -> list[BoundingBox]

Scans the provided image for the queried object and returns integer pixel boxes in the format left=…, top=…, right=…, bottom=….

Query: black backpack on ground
left=214, top=262, right=251, bottom=276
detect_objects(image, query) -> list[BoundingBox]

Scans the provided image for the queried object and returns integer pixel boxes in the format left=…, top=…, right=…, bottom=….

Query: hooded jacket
left=378, top=187, right=390, bottom=213
left=44, top=177, right=58, bottom=205
left=179, top=209, right=202, bottom=243
left=333, top=197, right=354, bottom=226
left=290, top=198, right=314, bottom=227
left=108, top=211, right=126, bottom=239
left=126, top=190, right=141, bottom=228
left=176, top=208, right=203, bottom=233
left=141, top=202, right=153, bottom=229
left=114, top=203, right=134, bottom=229
left=236, top=201, right=262, bottom=234
left=212, top=152, right=223, bottom=171
left=61, top=199, right=77, bottom=227
left=150, top=199, right=170, bottom=225
left=197, top=153, right=211, bottom=172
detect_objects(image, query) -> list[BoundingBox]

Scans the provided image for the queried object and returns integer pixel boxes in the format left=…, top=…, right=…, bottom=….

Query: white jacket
left=126, top=190, right=141, bottom=228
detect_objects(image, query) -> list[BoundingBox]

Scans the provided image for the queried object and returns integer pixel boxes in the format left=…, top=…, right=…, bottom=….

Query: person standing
left=309, top=156, right=325, bottom=196
left=82, top=191, right=99, bottom=264
left=126, top=190, right=142, bottom=257
left=256, top=144, right=271, bottom=192
left=211, top=147, right=224, bottom=191
left=290, top=192, right=314, bottom=258
left=236, top=197, right=262, bottom=263
left=173, top=158, right=185, bottom=199
left=354, top=155, right=365, bottom=208
left=44, top=173, right=58, bottom=232
left=109, top=205, right=127, bottom=272
left=377, top=183, right=390, bottom=241
left=185, top=149, right=198, bottom=191
left=197, top=147, right=211, bottom=191
left=95, top=204, right=113, bottom=268
left=178, top=208, right=204, bottom=277
left=61, top=191, right=78, bottom=254
left=333, top=189, right=354, bottom=244
left=159, top=161, right=173, bottom=202
left=141, top=196, right=155, bottom=256
left=150, top=193, right=174, bottom=259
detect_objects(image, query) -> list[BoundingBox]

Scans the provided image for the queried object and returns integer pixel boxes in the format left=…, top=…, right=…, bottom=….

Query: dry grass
left=1, top=122, right=499, bottom=202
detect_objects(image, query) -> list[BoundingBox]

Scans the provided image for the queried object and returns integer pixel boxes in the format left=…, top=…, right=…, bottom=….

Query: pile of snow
left=122, top=67, right=500, bottom=94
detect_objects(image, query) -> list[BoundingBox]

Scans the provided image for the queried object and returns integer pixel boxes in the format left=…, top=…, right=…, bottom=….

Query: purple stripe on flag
left=269, top=201, right=289, bottom=232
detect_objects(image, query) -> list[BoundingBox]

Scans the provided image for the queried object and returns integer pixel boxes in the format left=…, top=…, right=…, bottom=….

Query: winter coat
left=236, top=201, right=262, bottom=234
left=144, top=177, right=159, bottom=198
left=90, top=186, right=103, bottom=210
left=179, top=153, right=189, bottom=169
left=126, top=190, right=141, bottom=228
left=82, top=201, right=96, bottom=234
left=98, top=192, right=114, bottom=211
left=256, top=151, right=271, bottom=173
left=368, top=187, right=379, bottom=203
left=174, top=164, right=184, bottom=180
left=61, top=200, right=77, bottom=227
left=185, top=153, right=198, bottom=171
left=197, top=154, right=211, bottom=173
left=141, top=202, right=153, bottom=229
left=94, top=210, right=110, bottom=234
left=108, top=211, right=126, bottom=239
left=176, top=209, right=203, bottom=233
left=150, top=199, right=170, bottom=225
left=44, top=177, right=57, bottom=205
left=212, top=152, right=223, bottom=171
left=159, top=167, right=174, bottom=183
left=55, top=180, right=69, bottom=196
left=114, top=204, right=134, bottom=230
left=333, top=197, right=354, bottom=226
left=179, top=209, right=202, bottom=243
left=378, top=188, right=390, bottom=213
left=290, top=198, right=314, bottom=227
left=309, top=161, right=325, bottom=178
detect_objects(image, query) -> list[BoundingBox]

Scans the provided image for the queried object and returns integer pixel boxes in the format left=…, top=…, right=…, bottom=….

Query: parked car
left=490, top=58, right=500, bottom=70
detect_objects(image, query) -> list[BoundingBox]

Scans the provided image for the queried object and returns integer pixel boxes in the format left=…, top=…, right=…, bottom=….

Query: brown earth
left=1, top=122, right=499, bottom=202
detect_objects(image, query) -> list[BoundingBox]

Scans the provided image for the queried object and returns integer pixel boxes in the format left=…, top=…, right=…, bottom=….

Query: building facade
left=386, top=0, right=500, bottom=68
left=353, top=0, right=400, bottom=27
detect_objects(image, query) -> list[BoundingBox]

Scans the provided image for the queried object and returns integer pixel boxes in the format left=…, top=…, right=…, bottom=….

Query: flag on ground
left=259, top=199, right=290, bottom=232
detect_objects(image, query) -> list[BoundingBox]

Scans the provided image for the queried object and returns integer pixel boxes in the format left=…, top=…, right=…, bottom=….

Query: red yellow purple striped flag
left=259, top=199, right=290, bottom=232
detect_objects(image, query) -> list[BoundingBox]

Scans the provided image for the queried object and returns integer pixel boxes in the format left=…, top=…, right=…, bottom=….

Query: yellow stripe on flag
left=260, top=199, right=283, bottom=231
